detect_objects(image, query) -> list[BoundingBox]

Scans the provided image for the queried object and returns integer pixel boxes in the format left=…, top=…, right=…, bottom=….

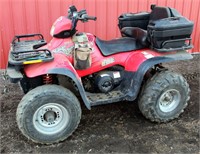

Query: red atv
left=6, top=5, right=194, bottom=144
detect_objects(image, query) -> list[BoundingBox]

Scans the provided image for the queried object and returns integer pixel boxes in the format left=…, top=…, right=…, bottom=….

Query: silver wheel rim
left=33, top=103, right=70, bottom=135
left=158, top=89, right=181, bottom=113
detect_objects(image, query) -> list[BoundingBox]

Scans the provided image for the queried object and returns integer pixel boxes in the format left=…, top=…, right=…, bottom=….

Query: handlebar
left=67, top=5, right=97, bottom=31
left=68, top=5, right=97, bottom=21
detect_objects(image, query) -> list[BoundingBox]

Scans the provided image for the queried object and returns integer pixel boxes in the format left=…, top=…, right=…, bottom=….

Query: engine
left=94, top=71, right=123, bottom=93
left=82, top=70, right=123, bottom=93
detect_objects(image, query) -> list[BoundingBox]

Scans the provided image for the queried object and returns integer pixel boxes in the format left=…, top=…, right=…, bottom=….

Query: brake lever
left=78, top=9, right=87, bottom=15
left=78, top=12, right=88, bottom=22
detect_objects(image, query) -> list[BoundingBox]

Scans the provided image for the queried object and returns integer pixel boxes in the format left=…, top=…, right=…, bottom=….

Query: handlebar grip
left=84, top=15, right=97, bottom=21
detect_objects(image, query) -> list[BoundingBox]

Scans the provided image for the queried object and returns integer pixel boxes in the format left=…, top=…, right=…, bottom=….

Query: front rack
left=9, top=34, right=54, bottom=65
left=12, top=33, right=44, bottom=43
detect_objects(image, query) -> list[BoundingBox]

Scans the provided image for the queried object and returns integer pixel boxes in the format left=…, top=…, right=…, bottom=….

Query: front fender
left=127, top=50, right=193, bottom=100
left=24, top=54, right=91, bottom=109
left=25, top=54, right=75, bottom=77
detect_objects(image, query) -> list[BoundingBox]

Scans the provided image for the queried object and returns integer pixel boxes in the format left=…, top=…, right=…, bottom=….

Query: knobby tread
left=138, top=70, right=190, bottom=123
left=16, top=85, right=81, bottom=144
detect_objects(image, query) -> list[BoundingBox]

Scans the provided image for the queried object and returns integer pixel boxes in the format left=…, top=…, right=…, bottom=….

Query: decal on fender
left=101, top=57, right=115, bottom=66
left=142, top=51, right=154, bottom=59
left=52, top=43, right=74, bottom=56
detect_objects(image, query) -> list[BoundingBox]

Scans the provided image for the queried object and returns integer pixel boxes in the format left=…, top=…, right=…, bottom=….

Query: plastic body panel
left=51, top=16, right=72, bottom=36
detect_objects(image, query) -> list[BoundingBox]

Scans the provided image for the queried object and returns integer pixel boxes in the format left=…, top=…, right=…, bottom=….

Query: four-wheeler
left=6, top=5, right=194, bottom=144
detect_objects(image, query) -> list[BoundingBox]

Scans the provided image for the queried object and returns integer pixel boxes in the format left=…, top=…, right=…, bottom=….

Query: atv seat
left=121, top=27, right=149, bottom=46
left=96, top=37, right=145, bottom=56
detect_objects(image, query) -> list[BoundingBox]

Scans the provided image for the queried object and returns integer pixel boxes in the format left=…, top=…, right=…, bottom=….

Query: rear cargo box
left=118, top=12, right=150, bottom=30
left=147, top=17, right=194, bottom=52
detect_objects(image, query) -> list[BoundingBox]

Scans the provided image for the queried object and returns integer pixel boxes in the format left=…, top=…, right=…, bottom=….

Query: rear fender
left=126, top=50, right=193, bottom=100
left=125, top=50, right=193, bottom=72
left=24, top=54, right=91, bottom=109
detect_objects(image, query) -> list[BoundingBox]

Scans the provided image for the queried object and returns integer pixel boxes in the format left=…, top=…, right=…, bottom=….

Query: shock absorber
left=43, top=74, right=53, bottom=84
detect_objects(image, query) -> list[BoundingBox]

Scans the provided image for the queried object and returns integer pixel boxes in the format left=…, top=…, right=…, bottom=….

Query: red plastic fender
left=24, top=54, right=78, bottom=78
left=124, top=49, right=163, bottom=72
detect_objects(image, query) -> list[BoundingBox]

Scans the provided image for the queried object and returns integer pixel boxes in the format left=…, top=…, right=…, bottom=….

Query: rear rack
left=153, top=38, right=193, bottom=52
left=9, top=34, right=54, bottom=65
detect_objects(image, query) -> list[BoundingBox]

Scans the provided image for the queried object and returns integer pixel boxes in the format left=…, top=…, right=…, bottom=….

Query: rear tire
left=138, top=70, right=190, bottom=123
left=16, top=85, right=81, bottom=144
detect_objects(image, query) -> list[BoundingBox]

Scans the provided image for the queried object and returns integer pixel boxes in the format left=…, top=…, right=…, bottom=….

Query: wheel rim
left=33, top=103, right=70, bottom=135
left=158, top=89, right=181, bottom=113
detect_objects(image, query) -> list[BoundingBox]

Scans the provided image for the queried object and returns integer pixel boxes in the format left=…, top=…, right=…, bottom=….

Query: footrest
left=86, top=90, right=124, bottom=106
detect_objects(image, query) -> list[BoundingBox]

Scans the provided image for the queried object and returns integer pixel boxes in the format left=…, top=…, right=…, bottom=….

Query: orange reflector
left=23, top=60, right=42, bottom=64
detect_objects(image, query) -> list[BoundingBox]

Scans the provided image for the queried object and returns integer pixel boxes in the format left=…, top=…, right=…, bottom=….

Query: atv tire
left=138, top=70, right=190, bottom=123
left=16, top=85, right=81, bottom=144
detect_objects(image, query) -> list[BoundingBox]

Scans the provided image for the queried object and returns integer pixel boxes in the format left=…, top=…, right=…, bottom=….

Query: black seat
left=121, top=6, right=172, bottom=45
left=96, top=37, right=144, bottom=56
left=121, top=27, right=149, bottom=46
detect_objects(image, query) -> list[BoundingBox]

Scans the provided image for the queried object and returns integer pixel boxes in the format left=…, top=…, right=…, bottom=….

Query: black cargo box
left=148, top=17, right=194, bottom=52
left=118, top=12, right=150, bottom=30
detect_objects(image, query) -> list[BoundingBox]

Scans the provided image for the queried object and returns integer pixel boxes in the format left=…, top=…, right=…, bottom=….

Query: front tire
left=16, top=85, right=81, bottom=144
left=138, top=70, right=190, bottom=123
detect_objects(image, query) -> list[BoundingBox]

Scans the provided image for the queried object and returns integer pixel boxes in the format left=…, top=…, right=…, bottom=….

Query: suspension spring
left=43, top=74, right=53, bottom=84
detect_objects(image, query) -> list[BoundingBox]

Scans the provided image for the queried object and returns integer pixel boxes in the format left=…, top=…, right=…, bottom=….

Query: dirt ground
left=0, top=54, right=199, bottom=153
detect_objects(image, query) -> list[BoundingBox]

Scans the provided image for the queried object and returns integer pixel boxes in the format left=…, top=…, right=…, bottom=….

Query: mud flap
left=6, top=66, right=23, bottom=83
